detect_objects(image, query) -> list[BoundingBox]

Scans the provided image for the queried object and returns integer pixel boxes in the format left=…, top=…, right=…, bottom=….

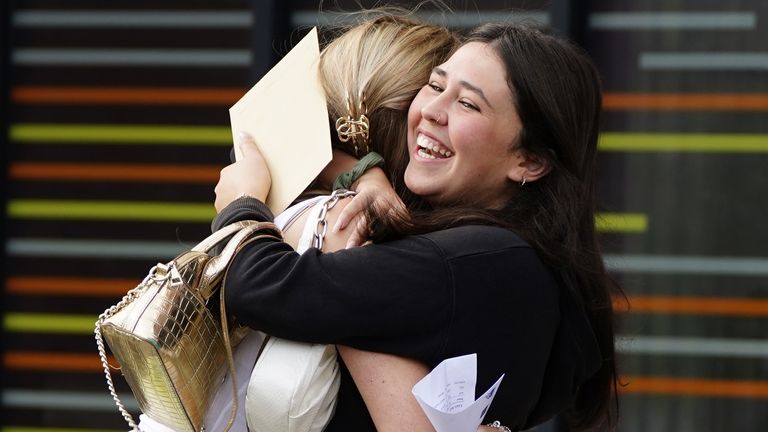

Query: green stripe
left=8, top=199, right=643, bottom=232
left=4, top=313, right=96, bottom=334
left=11, top=125, right=768, bottom=152
left=597, top=212, right=648, bottom=233
left=600, top=133, right=768, bottom=152
left=8, top=200, right=215, bottom=222
left=10, top=123, right=231, bottom=144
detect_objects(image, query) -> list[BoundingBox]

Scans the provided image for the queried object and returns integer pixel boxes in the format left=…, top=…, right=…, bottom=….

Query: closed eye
left=428, top=82, right=443, bottom=92
left=460, top=100, right=479, bottom=111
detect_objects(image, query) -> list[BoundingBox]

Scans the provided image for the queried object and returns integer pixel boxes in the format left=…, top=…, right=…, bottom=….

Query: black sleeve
left=211, top=195, right=274, bottom=232
left=216, top=198, right=453, bottom=361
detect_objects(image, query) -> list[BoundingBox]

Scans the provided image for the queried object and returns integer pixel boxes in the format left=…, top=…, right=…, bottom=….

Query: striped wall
left=2, top=1, right=253, bottom=430
left=587, top=1, right=768, bottom=431
left=2, top=1, right=767, bottom=431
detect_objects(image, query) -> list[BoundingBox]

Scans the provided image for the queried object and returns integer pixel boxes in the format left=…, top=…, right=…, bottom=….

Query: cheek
left=407, top=92, right=426, bottom=146
left=408, top=89, right=428, bottom=124
left=450, top=118, right=489, bottom=152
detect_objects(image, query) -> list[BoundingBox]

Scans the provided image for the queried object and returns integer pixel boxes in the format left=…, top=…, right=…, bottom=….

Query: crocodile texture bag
left=95, top=220, right=280, bottom=432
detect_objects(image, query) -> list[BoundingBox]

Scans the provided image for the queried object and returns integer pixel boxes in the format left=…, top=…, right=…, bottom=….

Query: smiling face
left=404, top=42, right=527, bottom=209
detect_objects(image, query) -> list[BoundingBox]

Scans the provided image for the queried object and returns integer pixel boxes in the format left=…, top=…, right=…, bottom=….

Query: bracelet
left=332, top=151, right=385, bottom=191
left=486, top=421, right=512, bottom=432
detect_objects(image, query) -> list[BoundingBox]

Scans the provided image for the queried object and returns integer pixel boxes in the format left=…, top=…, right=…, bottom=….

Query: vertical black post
left=547, top=2, right=591, bottom=432
left=250, top=0, right=290, bottom=82
left=550, top=0, right=589, bottom=44
left=0, top=0, right=12, bottom=416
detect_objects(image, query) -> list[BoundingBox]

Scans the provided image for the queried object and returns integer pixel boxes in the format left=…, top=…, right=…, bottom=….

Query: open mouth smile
left=416, top=133, right=453, bottom=159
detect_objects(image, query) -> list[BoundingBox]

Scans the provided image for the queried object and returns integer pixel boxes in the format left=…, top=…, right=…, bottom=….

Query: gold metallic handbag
left=95, top=220, right=281, bottom=432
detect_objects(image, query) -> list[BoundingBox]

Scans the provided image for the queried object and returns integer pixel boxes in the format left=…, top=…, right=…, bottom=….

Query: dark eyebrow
left=432, top=67, right=494, bottom=109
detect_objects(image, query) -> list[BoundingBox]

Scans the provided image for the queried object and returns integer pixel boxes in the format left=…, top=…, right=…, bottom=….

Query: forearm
left=337, top=346, right=434, bottom=432
left=218, top=198, right=450, bottom=350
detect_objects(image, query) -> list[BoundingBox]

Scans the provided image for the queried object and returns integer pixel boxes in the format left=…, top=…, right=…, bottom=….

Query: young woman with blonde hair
left=218, top=13, right=457, bottom=432
left=137, top=12, right=456, bottom=432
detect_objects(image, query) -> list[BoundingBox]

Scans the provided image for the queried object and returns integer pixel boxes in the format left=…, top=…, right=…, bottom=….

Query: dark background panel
left=2, top=1, right=767, bottom=431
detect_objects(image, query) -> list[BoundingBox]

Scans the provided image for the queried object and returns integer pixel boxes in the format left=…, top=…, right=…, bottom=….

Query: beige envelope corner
left=229, top=27, right=331, bottom=214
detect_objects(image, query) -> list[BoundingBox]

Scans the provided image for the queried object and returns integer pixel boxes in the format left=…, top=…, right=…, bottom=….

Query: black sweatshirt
left=213, top=197, right=602, bottom=431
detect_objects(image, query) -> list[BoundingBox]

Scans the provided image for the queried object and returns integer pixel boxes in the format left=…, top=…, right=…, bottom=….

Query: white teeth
left=417, top=148, right=436, bottom=159
left=416, top=133, right=453, bottom=158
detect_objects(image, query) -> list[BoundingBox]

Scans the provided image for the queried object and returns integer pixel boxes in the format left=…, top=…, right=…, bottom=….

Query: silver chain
left=94, top=265, right=169, bottom=431
left=312, top=189, right=357, bottom=250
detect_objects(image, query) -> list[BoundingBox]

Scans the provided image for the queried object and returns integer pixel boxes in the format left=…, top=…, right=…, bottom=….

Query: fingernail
left=239, top=131, right=251, bottom=140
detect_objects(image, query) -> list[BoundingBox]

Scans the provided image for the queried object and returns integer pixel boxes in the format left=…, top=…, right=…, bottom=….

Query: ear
left=507, top=150, right=551, bottom=184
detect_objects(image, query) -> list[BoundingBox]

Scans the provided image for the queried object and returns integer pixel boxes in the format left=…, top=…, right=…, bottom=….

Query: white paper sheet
left=412, top=354, right=504, bottom=432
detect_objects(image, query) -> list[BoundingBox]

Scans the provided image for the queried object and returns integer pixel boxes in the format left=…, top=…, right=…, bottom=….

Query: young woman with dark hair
left=214, top=21, right=619, bottom=432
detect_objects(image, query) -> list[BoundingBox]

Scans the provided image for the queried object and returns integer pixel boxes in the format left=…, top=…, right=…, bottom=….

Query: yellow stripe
left=10, top=123, right=231, bottom=144
left=600, top=133, right=768, bottom=152
left=596, top=212, right=648, bottom=233
left=4, top=313, right=96, bottom=334
left=8, top=199, right=215, bottom=222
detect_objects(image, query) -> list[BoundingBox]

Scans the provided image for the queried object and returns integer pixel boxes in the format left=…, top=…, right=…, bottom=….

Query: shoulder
left=418, top=225, right=532, bottom=260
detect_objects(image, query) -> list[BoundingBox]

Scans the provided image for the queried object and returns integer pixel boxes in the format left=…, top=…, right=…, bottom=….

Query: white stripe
left=13, top=10, right=251, bottom=28
left=291, top=10, right=549, bottom=28
left=7, top=239, right=184, bottom=259
left=640, top=52, right=768, bottom=70
left=604, top=254, right=768, bottom=276
left=12, top=49, right=250, bottom=67
left=8, top=239, right=768, bottom=276
left=590, top=12, right=756, bottom=30
left=617, top=335, right=768, bottom=358
left=3, top=389, right=139, bottom=411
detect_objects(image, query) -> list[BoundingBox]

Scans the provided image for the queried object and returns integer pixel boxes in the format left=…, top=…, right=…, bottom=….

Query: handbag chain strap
left=94, top=266, right=168, bottom=431
left=312, top=189, right=356, bottom=250
left=95, top=224, right=282, bottom=432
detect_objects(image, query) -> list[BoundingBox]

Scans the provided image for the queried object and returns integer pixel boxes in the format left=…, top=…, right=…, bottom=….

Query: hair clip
left=335, top=92, right=370, bottom=156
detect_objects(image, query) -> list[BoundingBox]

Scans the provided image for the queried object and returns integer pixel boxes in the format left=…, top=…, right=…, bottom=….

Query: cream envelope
left=229, top=27, right=331, bottom=214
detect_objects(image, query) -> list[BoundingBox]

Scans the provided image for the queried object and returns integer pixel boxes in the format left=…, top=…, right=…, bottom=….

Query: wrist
left=317, top=149, right=359, bottom=190
left=351, top=166, right=386, bottom=190
left=333, top=151, right=385, bottom=191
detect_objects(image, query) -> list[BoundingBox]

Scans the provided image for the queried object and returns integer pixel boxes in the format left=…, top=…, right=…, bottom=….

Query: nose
left=421, top=97, right=447, bottom=126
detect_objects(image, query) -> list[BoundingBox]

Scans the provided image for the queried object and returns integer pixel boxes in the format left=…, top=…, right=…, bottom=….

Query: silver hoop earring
left=520, top=177, right=526, bottom=187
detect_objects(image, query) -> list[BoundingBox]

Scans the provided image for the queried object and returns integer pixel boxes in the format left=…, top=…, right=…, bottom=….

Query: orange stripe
left=8, top=162, right=220, bottom=183
left=7, top=276, right=136, bottom=296
left=614, top=295, right=768, bottom=317
left=4, top=351, right=118, bottom=372
left=11, top=86, right=244, bottom=105
left=18, top=88, right=768, bottom=111
left=604, top=92, right=768, bottom=111
left=620, top=376, right=768, bottom=398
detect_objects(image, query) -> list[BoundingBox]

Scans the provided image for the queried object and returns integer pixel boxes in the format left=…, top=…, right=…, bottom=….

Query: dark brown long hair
left=367, top=23, right=619, bottom=431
